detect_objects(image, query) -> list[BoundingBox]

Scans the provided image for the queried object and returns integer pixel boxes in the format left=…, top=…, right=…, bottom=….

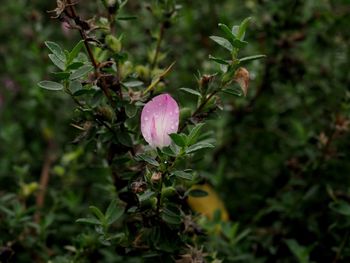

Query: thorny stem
left=155, top=155, right=179, bottom=214
left=156, top=175, right=163, bottom=214
left=192, top=89, right=220, bottom=119
left=67, top=88, right=126, bottom=191
left=65, top=0, right=116, bottom=104
left=66, top=0, right=99, bottom=72
left=66, top=88, right=116, bottom=137
left=116, top=61, right=123, bottom=100
left=61, top=1, right=134, bottom=193
left=179, top=85, right=223, bottom=132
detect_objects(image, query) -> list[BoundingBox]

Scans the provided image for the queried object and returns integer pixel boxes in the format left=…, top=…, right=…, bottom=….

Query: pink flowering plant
left=38, top=0, right=264, bottom=261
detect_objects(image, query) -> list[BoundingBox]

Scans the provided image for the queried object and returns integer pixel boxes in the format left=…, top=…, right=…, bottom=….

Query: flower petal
left=141, top=94, right=179, bottom=148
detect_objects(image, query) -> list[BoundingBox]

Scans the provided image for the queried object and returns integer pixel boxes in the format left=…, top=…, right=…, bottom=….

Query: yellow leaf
left=187, top=183, right=229, bottom=221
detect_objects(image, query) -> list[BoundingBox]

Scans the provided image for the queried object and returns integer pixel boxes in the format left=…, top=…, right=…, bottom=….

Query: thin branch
left=66, top=0, right=99, bottom=71
left=64, top=1, right=119, bottom=104
left=179, top=87, right=222, bottom=132
left=151, top=23, right=165, bottom=70
left=332, top=231, right=349, bottom=263
left=34, top=139, right=55, bottom=223
left=319, top=127, right=338, bottom=164
left=156, top=178, right=163, bottom=214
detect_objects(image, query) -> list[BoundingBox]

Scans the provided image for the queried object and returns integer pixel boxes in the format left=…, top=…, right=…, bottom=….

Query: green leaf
left=220, top=64, right=229, bottom=73
left=232, top=39, right=248, bottom=49
left=161, top=146, right=177, bottom=157
left=218, top=23, right=234, bottom=41
left=51, top=71, right=70, bottom=81
left=232, top=25, right=239, bottom=36
left=98, top=236, right=111, bottom=246
left=209, top=55, right=230, bottom=65
left=76, top=217, right=101, bottom=225
left=285, top=239, right=312, bottom=263
left=73, top=89, right=95, bottom=96
left=117, top=15, right=137, bottom=20
left=188, top=123, right=205, bottom=145
left=188, top=189, right=208, bottom=197
left=239, top=54, right=266, bottom=63
left=222, top=88, right=242, bottom=97
left=70, top=65, right=94, bottom=80
left=68, top=40, right=84, bottom=64
left=180, top=88, right=202, bottom=97
left=48, top=54, right=65, bottom=70
left=106, top=233, right=126, bottom=242
left=169, top=133, right=187, bottom=147
left=105, top=200, right=124, bottom=225
left=38, top=81, right=63, bottom=91
left=66, top=62, right=85, bottom=70
left=161, top=208, right=182, bottom=225
left=117, top=130, right=133, bottom=147
left=136, top=154, right=159, bottom=166
left=209, top=36, right=233, bottom=51
left=125, top=104, right=137, bottom=118
left=123, top=80, right=144, bottom=88
left=69, top=80, right=83, bottom=93
left=185, top=142, right=214, bottom=154
left=329, top=200, right=350, bottom=216
left=119, top=0, right=128, bottom=8
left=233, top=228, right=251, bottom=243
left=45, top=41, right=65, bottom=62
left=0, top=206, right=14, bottom=216
left=138, top=190, right=155, bottom=202
left=171, top=171, right=193, bottom=180
left=89, top=206, right=105, bottom=221
left=237, top=17, right=252, bottom=40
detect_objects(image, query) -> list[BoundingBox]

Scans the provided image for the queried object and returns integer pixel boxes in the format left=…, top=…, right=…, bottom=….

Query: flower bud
left=96, top=106, right=114, bottom=122
left=234, top=67, right=250, bottom=96
left=20, top=182, right=39, bottom=197
left=141, top=94, right=180, bottom=148
left=151, top=172, right=162, bottom=183
left=199, top=74, right=214, bottom=91
left=135, top=65, right=150, bottom=79
left=105, top=35, right=122, bottom=53
left=335, top=115, right=349, bottom=132
left=161, top=186, right=177, bottom=197
left=131, top=181, right=147, bottom=193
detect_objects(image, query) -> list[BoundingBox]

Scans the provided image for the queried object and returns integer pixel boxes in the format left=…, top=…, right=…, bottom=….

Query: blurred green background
left=1, top=0, right=350, bottom=262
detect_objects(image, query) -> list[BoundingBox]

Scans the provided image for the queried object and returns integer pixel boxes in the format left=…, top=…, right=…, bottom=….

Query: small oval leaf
left=70, top=65, right=94, bottom=80
left=45, top=41, right=65, bottom=62
left=38, top=81, right=63, bottom=91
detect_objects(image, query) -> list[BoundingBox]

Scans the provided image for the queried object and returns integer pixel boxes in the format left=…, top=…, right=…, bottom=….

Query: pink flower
left=141, top=94, right=180, bottom=148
